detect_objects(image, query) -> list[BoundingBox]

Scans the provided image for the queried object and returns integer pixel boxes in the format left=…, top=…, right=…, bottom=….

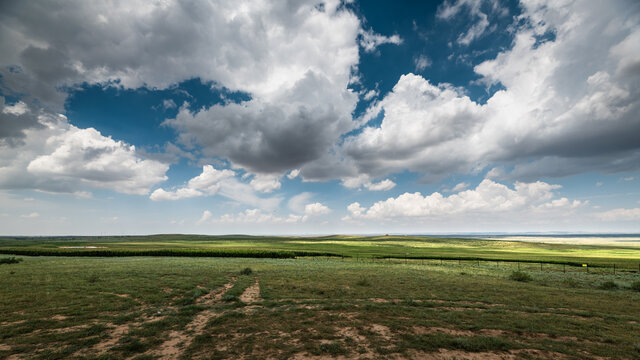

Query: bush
left=598, top=280, right=618, bottom=290
left=355, top=277, right=370, bottom=286
left=239, top=267, right=253, bottom=275
left=509, top=271, right=532, bottom=282
left=0, top=257, right=22, bottom=265
left=631, top=280, right=640, bottom=292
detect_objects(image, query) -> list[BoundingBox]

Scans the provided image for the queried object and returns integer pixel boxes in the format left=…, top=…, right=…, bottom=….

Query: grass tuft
left=239, top=267, right=253, bottom=275
left=508, top=270, right=532, bottom=282
left=630, top=280, right=640, bottom=292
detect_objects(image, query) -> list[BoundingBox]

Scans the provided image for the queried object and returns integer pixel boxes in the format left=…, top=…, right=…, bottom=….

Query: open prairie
left=1, top=236, right=639, bottom=359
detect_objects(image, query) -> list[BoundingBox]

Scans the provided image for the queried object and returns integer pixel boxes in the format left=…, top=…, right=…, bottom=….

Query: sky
left=0, top=0, right=639, bottom=235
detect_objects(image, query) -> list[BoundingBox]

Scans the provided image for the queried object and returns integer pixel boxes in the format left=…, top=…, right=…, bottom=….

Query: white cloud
left=451, top=182, right=469, bottom=192
left=364, top=179, right=396, bottom=191
left=362, top=89, right=379, bottom=101
left=596, top=208, right=640, bottom=221
left=414, top=55, right=432, bottom=71
left=197, top=210, right=212, bottom=225
left=304, top=202, right=331, bottom=216
left=27, top=127, right=168, bottom=195
left=287, top=169, right=300, bottom=180
left=20, top=212, right=39, bottom=218
left=347, top=179, right=584, bottom=220
left=2, top=101, right=28, bottom=116
left=621, top=177, right=635, bottom=181
left=249, top=174, right=281, bottom=193
left=288, top=192, right=314, bottom=213
left=437, top=0, right=504, bottom=46
left=359, top=29, right=403, bottom=53
left=149, top=188, right=202, bottom=201
left=0, top=108, right=169, bottom=195
left=150, top=165, right=280, bottom=210
left=341, top=174, right=396, bottom=191
left=341, top=0, right=640, bottom=182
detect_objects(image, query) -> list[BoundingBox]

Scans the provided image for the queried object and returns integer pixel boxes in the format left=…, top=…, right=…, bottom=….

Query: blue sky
left=1, top=0, right=639, bottom=235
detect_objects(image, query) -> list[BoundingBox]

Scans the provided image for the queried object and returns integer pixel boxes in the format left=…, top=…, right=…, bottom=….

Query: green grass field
left=1, top=235, right=639, bottom=359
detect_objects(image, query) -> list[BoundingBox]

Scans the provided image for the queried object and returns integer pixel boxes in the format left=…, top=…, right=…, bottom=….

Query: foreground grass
left=1, top=256, right=639, bottom=359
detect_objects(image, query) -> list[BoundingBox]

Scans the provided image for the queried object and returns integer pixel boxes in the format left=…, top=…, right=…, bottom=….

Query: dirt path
left=239, top=279, right=261, bottom=304
left=145, top=277, right=237, bottom=360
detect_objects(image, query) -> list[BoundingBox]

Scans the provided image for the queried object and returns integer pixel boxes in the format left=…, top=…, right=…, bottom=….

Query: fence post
left=540, top=263, right=542, bottom=271
left=613, top=264, right=615, bottom=275
left=518, top=262, right=520, bottom=270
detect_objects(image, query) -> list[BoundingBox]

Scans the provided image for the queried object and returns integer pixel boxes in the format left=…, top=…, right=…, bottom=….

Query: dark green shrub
left=355, top=277, right=370, bottom=286
left=631, top=281, right=640, bottom=292
left=598, top=281, right=618, bottom=290
left=0, top=257, right=22, bottom=264
left=222, top=294, right=238, bottom=302
left=239, top=267, right=253, bottom=275
left=509, top=271, right=532, bottom=282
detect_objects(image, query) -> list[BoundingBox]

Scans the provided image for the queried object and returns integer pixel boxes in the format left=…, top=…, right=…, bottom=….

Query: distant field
left=1, top=234, right=639, bottom=269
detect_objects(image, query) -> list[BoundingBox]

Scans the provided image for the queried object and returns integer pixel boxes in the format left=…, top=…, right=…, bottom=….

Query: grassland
left=1, top=234, right=639, bottom=269
left=0, top=236, right=639, bottom=359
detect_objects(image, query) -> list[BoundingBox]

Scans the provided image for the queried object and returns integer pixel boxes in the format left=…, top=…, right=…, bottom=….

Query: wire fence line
left=304, top=255, right=640, bottom=274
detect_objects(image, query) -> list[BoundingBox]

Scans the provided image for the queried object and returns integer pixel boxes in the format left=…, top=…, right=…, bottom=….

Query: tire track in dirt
left=145, top=277, right=237, bottom=360
left=239, top=278, right=261, bottom=304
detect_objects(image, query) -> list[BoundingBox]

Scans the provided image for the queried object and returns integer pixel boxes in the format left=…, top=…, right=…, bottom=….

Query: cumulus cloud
left=287, top=169, right=300, bottom=180
left=150, top=165, right=280, bottom=210
left=364, top=179, right=396, bottom=191
left=340, top=174, right=396, bottom=191
left=20, top=212, right=39, bottom=218
left=197, top=210, right=212, bottom=225
left=304, top=202, right=331, bottom=216
left=1, top=0, right=364, bottom=177
left=0, top=109, right=168, bottom=195
left=164, top=71, right=357, bottom=173
left=343, top=74, right=484, bottom=180
left=340, top=0, right=640, bottom=182
left=249, top=174, right=281, bottom=193
left=27, top=127, right=168, bottom=195
left=346, top=179, right=584, bottom=220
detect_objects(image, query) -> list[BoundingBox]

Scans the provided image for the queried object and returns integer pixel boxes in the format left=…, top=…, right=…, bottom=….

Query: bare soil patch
left=239, top=279, right=262, bottom=304
left=147, top=278, right=237, bottom=359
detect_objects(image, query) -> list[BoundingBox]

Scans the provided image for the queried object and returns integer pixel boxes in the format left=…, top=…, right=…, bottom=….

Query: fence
left=306, top=255, right=640, bottom=274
